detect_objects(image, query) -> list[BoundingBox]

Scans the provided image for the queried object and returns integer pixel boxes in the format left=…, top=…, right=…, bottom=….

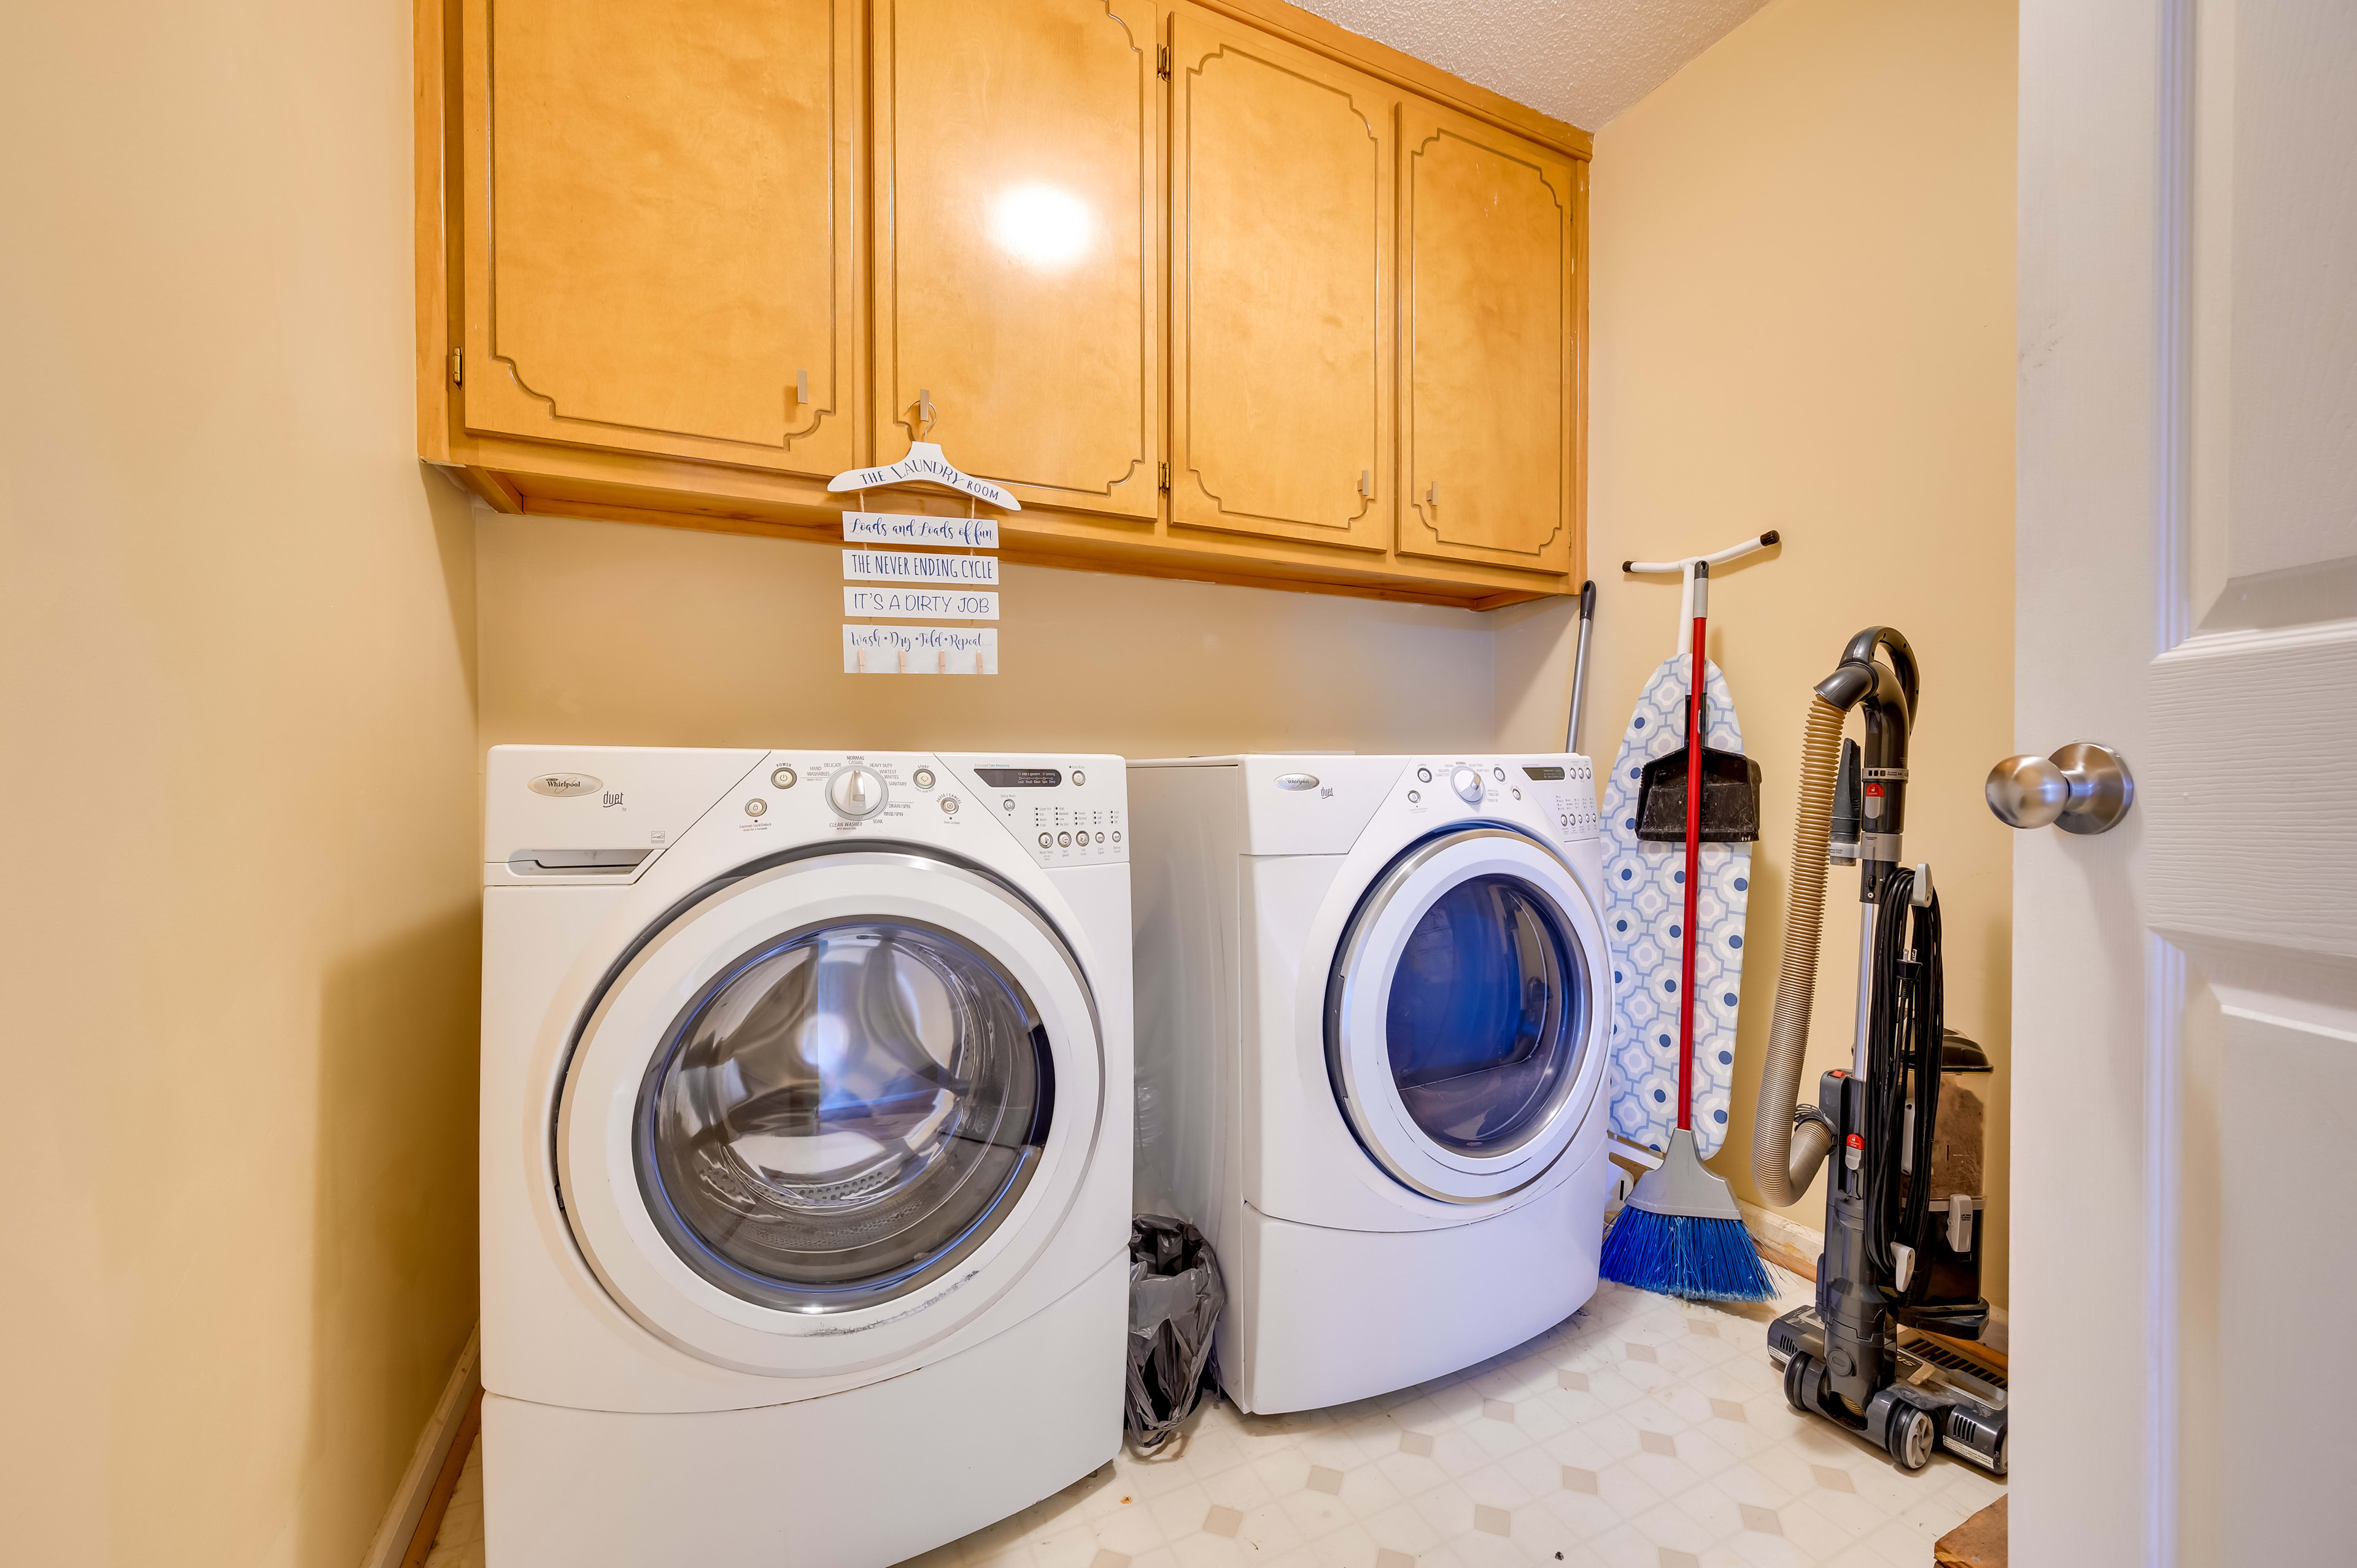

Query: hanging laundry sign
left=842, top=625, right=997, bottom=674
left=828, top=443, right=1021, bottom=512
left=842, top=512, right=1000, bottom=550
left=843, top=587, right=998, bottom=620
left=842, top=548, right=999, bottom=585
left=829, top=441, right=1006, bottom=674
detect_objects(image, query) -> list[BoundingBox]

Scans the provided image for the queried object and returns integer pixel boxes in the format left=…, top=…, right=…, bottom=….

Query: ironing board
left=1601, top=656, right=1751, bottom=1157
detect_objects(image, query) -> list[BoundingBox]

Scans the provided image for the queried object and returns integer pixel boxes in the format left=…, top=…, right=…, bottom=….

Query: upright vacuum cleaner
left=1751, top=628, right=2009, bottom=1475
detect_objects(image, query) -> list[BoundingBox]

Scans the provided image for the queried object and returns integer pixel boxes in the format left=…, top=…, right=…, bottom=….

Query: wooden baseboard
left=363, top=1325, right=482, bottom=1568
left=1735, top=1199, right=1829, bottom=1283
left=1749, top=1231, right=1820, bottom=1281
left=400, top=1390, right=482, bottom=1568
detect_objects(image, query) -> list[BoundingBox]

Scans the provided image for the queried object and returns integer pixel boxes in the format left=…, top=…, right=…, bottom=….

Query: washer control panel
left=944, top=756, right=1128, bottom=868
left=738, top=754, right=942, bottom=840
left=705, top=752, right=1126, bottom=868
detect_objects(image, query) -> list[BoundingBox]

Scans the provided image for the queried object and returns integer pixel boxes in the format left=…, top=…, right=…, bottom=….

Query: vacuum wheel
left=1783, top=1352, right=1817, bottom=1415
left=1885, top=1402, right=1936, bottom=1472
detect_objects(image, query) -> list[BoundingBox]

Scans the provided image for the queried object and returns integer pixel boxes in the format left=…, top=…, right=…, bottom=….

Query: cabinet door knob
left=796, top=369, right=810, bottom=404
left=1986, top=743, right=2135, bottom=834
left=1426, top=480, right=1438, bottom=506
left=1360, top=469, right=1371, bottom=498
left=916, top=387, right=935, bottom=428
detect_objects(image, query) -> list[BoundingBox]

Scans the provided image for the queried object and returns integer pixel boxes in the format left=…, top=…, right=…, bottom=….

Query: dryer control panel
left=1522, top=759, right=1601, bottom=843
left=943, top=755, right=1129, bottom=869
left=1386, top=754, right=1601, bottom=846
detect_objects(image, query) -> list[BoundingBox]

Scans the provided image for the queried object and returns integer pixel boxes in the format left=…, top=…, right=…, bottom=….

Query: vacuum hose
left=1751, top=695, right=1846, bottom=1204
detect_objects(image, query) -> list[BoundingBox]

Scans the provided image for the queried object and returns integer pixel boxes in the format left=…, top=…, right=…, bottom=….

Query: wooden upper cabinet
left=457, top=0, right=857, bottom=476
left=422, top=0, right=1590, bottom=604
left=1167, top=7, right=1393, bottom=550
left=873, top=0, right=1160, bottom=520
left=1397, top=99, right=1581, bottom=573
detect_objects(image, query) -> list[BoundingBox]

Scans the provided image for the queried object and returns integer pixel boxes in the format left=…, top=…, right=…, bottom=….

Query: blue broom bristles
left=1598, top=1207, right=1776, bottom=1303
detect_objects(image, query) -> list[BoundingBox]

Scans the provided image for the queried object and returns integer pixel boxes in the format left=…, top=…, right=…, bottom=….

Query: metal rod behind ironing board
left=1565, top=579, right=1596, bottom=754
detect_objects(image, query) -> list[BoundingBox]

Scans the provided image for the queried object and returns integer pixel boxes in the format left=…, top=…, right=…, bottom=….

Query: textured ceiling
left=1287, top=0, right=1771, bottom=130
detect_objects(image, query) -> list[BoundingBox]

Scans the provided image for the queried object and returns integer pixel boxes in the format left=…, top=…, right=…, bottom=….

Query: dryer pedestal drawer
left=484, top=1254, right=1125, bottom=1568
left=1221, top=1139, right=1611, bottom=1415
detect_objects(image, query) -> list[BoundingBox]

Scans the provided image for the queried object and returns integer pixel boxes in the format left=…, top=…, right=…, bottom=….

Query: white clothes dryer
left=480, top=746, right=1132, bottom=1568
left=1129, top=754, right=1612, bottom=1414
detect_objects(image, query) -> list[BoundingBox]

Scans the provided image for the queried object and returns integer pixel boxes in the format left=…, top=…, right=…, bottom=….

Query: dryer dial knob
left=826, top=765, right=888, bottom=820
left=1451, top=766, right=1484, bottom=804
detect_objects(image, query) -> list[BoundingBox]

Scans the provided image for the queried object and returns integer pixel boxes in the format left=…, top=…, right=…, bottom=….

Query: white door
left=2018, top=3, right=2357, bottom=1562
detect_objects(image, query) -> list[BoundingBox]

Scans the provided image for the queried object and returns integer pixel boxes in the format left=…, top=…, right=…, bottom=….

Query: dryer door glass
left=634, top=919, right=1053, bottom=1313
left=1384, top=874, right=1587, bottom=1155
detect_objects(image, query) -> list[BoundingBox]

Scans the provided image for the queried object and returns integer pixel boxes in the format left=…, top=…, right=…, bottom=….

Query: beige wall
left=477, top=515, right=1499, bottom=757
left=1496, top=0, right=2019, bottom=1302
left=0, top=2, right=482, bottom=1564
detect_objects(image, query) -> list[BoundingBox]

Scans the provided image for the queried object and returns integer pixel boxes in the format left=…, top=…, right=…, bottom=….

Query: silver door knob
left=1986, top=743, right=2134, bottom=835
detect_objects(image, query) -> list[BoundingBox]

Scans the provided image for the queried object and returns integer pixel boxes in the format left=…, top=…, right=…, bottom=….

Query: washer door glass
left=1385, top=872, right=1587, bottom=1155
left=635, top=918, right=1053, bottom=1313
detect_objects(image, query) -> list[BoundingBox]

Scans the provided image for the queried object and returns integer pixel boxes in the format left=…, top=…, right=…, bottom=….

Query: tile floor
left=423, top=1266, right=2002, bottom=1568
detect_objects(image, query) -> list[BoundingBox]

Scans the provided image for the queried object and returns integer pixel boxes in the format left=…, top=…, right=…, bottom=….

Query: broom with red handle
left=1596, top=560, right=1775, bottom=1301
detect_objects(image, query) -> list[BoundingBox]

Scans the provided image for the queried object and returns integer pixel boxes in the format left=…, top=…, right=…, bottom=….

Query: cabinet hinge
left=449, top=350, right=463, bottom=385
left=1157, top=45, right=1171, bottom=80
left=1158, top=461, right=1171, bottom=492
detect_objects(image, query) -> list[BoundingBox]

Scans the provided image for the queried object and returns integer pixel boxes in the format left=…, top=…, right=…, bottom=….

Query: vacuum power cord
left=1862, top=868, right=1945, bottom=1297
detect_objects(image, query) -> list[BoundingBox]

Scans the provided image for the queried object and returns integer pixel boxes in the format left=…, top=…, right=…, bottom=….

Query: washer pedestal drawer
left=484, top=1253, right=1125, bottom=1568
left=1221, top=1139, right=1609, bottom=1415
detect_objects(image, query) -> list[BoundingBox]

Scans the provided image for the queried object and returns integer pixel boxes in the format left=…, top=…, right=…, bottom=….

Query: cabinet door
left=1167, top=7, right=1392, bottom=549
left=459, top=0, right=857, bottom=475
left=874, top=0, right=1160, bottom=520
left=1398, top=101, right=1581, bottom=573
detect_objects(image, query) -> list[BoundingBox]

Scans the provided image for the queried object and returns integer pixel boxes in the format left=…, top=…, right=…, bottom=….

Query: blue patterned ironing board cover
left=1600, top=654, right=1751, bottom=1158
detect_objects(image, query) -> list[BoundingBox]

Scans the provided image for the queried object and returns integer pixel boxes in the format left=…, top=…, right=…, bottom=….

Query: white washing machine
left=1128, top=754, right=1612, bottom=1414
left=480, top=746, right=1132, bottom=1568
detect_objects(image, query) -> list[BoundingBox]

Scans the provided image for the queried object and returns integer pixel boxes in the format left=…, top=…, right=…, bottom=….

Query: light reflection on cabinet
left=872, top=0, right=1162, bottom=520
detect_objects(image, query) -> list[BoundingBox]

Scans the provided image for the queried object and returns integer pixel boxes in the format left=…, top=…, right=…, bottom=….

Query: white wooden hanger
left=827, top=398, right=1021, bottom=511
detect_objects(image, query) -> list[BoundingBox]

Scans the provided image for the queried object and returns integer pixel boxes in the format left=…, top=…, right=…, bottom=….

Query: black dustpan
left=1635, top=743, right=1762, bottom=843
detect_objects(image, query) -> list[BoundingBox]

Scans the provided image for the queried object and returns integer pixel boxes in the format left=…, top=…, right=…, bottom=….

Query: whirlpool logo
left=527, top=773, right=602, bottom=797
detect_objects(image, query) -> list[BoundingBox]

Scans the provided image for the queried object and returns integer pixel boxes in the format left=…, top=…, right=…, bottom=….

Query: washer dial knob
left=1451, top=765, right=1484, bottom=804
left=826, top=765, right=888, bottom=819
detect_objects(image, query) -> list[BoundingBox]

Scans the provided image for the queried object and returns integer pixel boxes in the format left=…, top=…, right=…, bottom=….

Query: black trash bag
left=1124, top=1215, right=1225, bottom=1453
